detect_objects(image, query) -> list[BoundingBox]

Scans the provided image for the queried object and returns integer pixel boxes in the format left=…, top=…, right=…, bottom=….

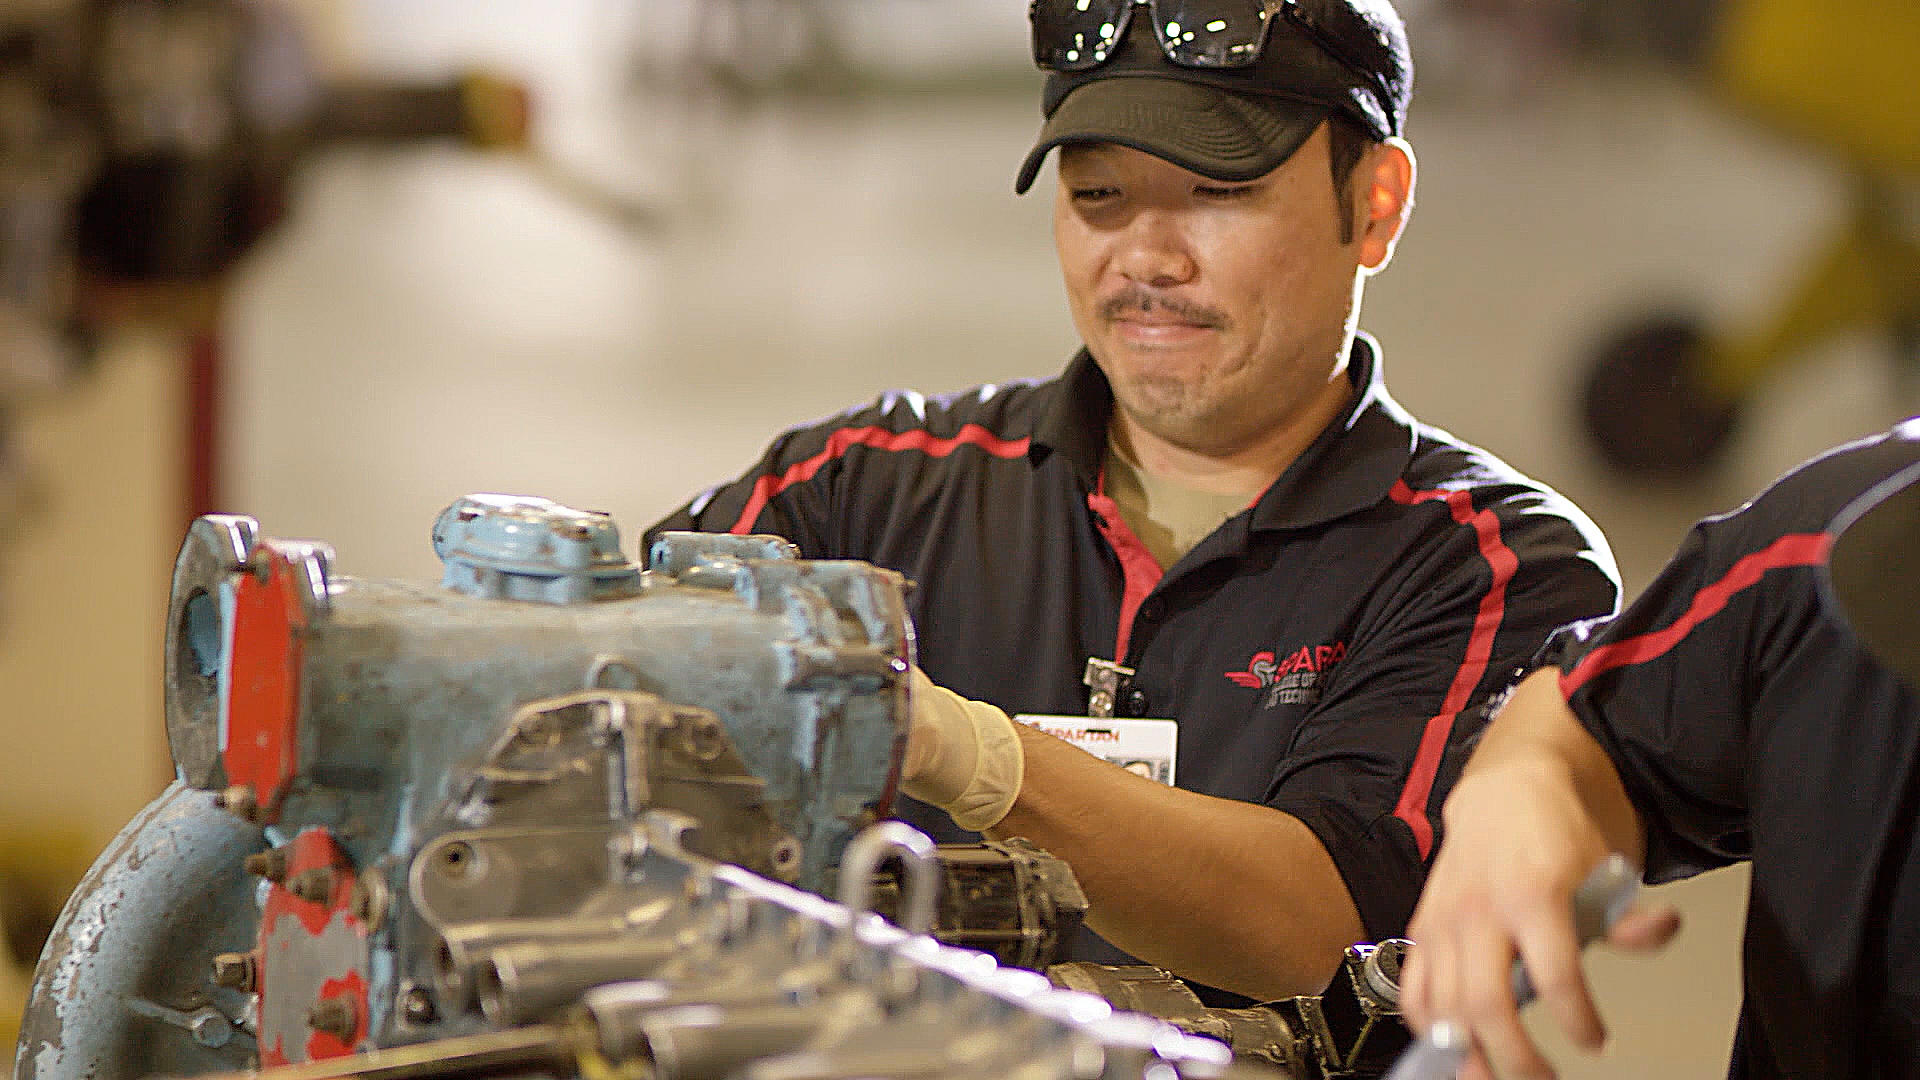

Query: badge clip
left=1083, top=657, right=1134, bottom=719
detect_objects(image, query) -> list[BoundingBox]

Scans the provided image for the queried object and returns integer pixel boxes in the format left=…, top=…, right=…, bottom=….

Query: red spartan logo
left=1225, top=642, right=1347, bottom=687
left=1225, top=651, right=1279, bottom=688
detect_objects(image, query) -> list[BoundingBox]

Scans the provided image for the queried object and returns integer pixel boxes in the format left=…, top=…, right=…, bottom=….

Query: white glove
left=900, top=667, right=1025, bottom=832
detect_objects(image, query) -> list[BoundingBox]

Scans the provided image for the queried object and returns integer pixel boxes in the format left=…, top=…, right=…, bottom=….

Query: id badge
left=1014, top=715, right=1178, bottom=786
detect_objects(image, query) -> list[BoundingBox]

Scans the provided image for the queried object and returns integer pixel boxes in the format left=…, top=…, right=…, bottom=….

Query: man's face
left=1052, top=125, right=1377, bottom=461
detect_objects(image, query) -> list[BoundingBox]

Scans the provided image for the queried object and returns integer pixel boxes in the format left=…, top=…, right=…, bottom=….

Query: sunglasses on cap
left=1030, top=0, right=1393, bottom=122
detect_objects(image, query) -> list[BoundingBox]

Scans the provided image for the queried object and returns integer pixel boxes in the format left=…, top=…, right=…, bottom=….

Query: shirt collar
left=1032, top=349, right=1114, bottom=487
left=1248, top=331, right=1420, bottom=530
left=1033, top=333, right=1418, bottom=529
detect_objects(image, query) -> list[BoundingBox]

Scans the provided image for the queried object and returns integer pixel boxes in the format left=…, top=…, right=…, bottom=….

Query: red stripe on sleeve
left=1386, top=480, right=1522, bottom=858
left=727, top=423, right=1031, bottom=535
left=1559, top=531, right=1831, bottom=695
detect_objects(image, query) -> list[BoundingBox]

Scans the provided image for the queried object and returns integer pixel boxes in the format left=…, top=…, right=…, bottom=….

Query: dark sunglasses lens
left=1031, top=0, right=1133, bottom=71
left=1152, top=0, right=1271, bottom=67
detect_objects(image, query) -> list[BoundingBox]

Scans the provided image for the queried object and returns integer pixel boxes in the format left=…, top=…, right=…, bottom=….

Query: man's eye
left=1070, top=187, right=1119, bottom=202
left=1196, top=184, right=1255, bottom=199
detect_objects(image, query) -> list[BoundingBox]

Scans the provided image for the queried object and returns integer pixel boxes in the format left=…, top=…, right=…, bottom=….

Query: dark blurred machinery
left=14, top=495, right=1412, bottom=1080
left=0, top=0, right=536, bottom=559
left=0, top=0, right=530, bottom=350
left=1578, top=0, right=1919, bottom=474
left=0, top=0, right=543, bottom=1041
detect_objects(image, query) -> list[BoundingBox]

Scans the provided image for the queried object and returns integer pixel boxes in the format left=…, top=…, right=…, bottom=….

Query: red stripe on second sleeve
left=1387, top=480, right=1521, bottom=858
left=1559, top=531, right=1831, bottom=695
left=727, top=423, right=1031, bottom=534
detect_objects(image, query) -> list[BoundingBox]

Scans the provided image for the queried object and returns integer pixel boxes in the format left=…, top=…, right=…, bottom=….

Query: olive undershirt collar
left=1101, top=432, right=1258, bottom=570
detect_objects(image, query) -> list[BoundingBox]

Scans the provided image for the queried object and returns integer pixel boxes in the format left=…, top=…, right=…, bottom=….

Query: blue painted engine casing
left=19, top=496, right=914, bottom=1074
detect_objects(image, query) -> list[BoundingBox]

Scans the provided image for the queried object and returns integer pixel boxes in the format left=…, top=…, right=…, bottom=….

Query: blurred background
left=0, top=0, right=1914, bottom=1073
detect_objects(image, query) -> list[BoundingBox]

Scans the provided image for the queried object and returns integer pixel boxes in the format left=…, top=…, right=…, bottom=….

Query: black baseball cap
left=1015, top=0, right=1412, bottom=194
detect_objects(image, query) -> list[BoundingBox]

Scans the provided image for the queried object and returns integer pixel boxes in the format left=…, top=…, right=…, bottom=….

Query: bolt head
left=209, top=952, right=256, bottom=991
left=400, top=986, right=437, bottom=1025
left=288, top=867, right=336, bottom=904
left=243, top=848, right=288, bottom=882
left=215, top=785, right=259, bottom=823
left=307, top=997, right=357, bottom=1040
left=188, top=1009, right=233, bottom=1048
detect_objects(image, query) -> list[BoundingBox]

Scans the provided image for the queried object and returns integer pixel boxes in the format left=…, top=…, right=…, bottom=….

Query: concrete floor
left=9, top=1, right=1919, bottom=1072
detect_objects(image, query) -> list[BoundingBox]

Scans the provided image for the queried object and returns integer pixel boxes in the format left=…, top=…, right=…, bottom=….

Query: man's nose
left=1113, top=212, right=1196, bottom=287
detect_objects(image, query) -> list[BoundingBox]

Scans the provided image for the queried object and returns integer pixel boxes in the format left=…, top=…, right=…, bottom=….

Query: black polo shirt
left=647, top=336, right=1620, bottom=957
left=1543, top=420, right=1920, bottom=1078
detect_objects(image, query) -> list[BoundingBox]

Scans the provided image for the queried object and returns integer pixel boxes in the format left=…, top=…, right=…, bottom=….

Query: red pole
left=185, top=326, right=220, bottom=523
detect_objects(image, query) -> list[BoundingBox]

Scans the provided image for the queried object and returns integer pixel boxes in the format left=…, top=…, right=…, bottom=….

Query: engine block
left=14, top=496, right=1286, bottom=1080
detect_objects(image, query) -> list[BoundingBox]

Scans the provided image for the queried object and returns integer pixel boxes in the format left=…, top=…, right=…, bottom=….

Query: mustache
left=1097, top=286, right=1227, bottom=329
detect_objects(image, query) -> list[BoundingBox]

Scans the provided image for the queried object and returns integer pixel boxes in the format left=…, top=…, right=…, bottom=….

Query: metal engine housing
left=18, top=496, right=914, bottom=1073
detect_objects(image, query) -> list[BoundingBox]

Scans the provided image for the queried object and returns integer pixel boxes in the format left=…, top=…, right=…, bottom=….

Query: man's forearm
left=986, top=724, right=1365, bottom=1001
left=1462, top=669, right=1647, bottom=865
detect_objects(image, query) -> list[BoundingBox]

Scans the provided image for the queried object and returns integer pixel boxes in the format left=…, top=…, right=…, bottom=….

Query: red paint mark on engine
left=259, top=829, right=360, bottom=938
left=257, top=828, right=370, bottom=1063
left=223, top=542, right=311, bottom=821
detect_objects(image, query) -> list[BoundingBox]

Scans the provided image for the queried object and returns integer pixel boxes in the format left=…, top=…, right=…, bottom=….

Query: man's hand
left=1397, top=671, right=1680, bottom=1080
left=898, top=669, right=1363, bottom=1000
left=899, top=667, right=1024, bottom=831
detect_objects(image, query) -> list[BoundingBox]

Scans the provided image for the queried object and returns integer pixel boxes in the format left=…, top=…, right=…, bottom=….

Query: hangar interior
left=1, top=1, right=1914, bottom=1076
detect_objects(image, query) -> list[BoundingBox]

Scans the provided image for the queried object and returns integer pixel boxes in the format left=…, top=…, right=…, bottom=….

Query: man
left=1399, top=420, right=1920, bottom=1078
left=648, top=0, right=1618, bottom=1003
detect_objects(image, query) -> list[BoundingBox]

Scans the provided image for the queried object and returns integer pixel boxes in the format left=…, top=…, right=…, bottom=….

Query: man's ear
left=1356, top=137, right=1415, bottom=274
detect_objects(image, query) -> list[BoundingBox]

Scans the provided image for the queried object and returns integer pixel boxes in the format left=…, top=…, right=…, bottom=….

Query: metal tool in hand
left=1384, top=852, right=1642, bottom=1080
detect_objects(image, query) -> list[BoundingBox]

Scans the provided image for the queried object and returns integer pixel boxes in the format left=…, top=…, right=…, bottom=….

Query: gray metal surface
left=15, top=781, right=264, bottom=1080
left=171, top=529, right=910, bottom=894
left=1046, top=941, right=1416, bottom=1078
left=869, top=837, right=1088, bottom=970
left=156, top=813, right=1251, bottom=1080
left=165, top=514, right=260, bottom=790
left=24, top=499, right=914, bottom=1076
left=430, top=495, right=642, bottom=604
left=23, top=497, right=1371, bottom=1080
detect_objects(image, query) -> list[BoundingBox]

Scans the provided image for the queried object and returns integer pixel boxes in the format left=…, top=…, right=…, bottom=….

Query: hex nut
left=209, top=952, right=256, bottom=992
left=214, top=785, right=259, bottom=823
left=243, top=848, right=289, bottom=882
left=307, top=997, right=357, bottom=1040
left=400, top=985, right=437, bottom=1026
left=188, top=1008, right=233, bottom=1048
left=288, top=867, right=336, bottom=904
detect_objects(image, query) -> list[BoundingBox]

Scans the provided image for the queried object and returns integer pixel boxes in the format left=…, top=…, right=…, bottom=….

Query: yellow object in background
left=2, top=878, right=24, bottom=1054
left=2, top=958, right=23, bottom=1049
left=1712, top=0, right=1920, bottom=174
left=0, top=826, right=108, bottom=1049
